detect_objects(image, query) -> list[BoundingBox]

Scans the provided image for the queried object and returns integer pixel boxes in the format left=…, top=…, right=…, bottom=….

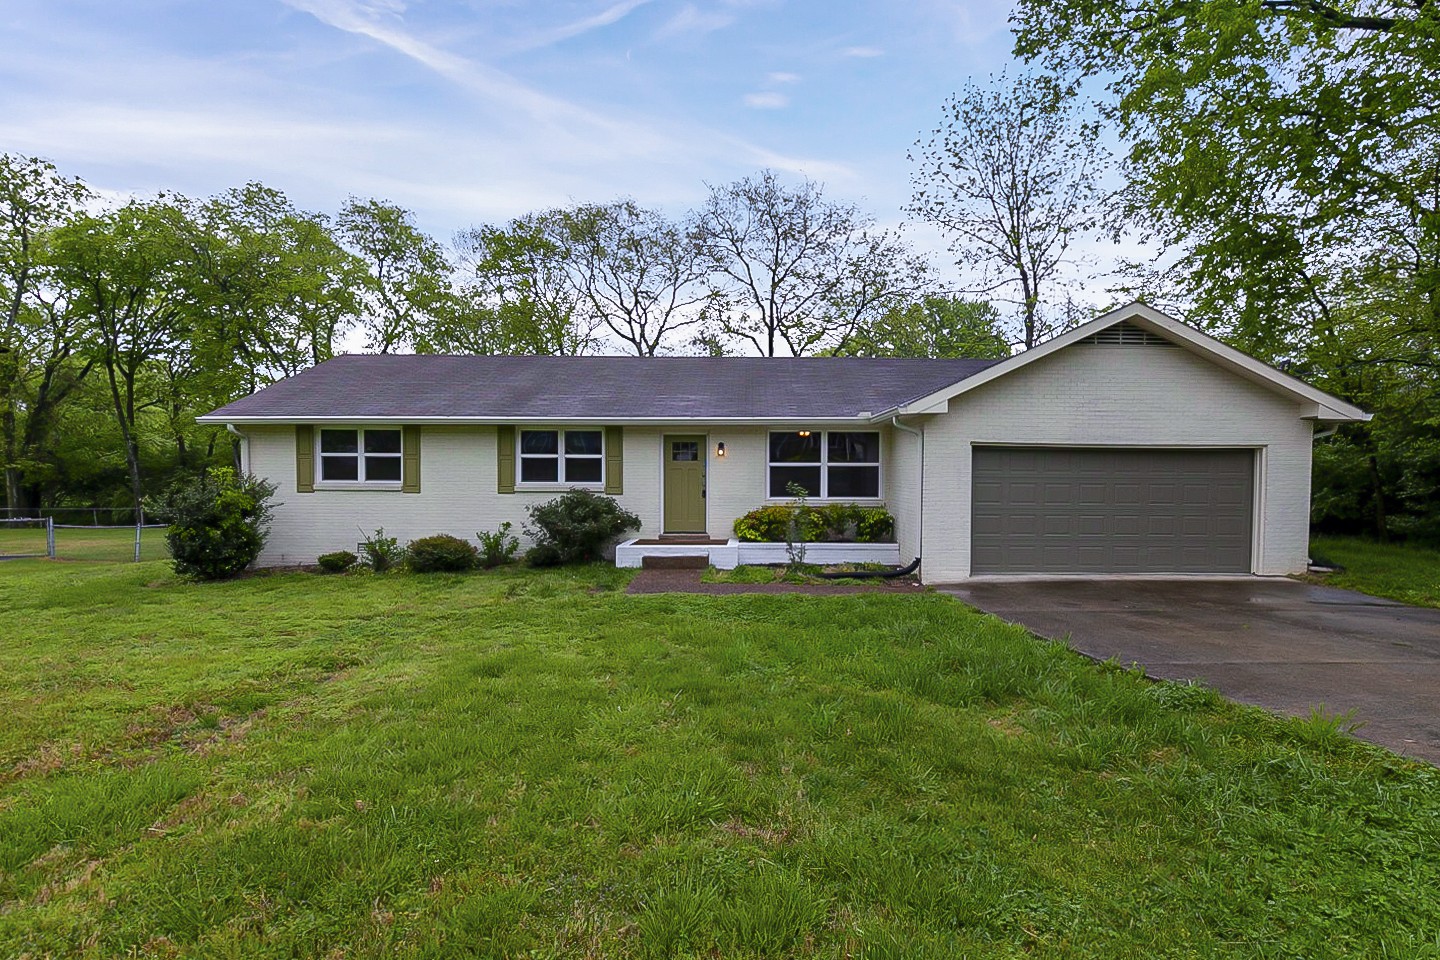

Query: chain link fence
left=0, top=508, right=169, bottom=562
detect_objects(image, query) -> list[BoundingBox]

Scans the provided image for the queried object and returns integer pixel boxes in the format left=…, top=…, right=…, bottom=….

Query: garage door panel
left=971, top=447, right=1254, bottom=574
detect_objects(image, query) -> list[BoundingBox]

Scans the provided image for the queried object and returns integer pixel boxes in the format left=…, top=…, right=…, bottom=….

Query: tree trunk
left=1367, top=453, right=1387, bottom=542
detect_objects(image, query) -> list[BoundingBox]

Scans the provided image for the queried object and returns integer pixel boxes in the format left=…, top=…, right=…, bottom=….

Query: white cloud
left=766, top=71, right=801, bottom=84
left=839, top=45, right=884, bottom=58
left=654, top=3, right=735, bottom=39
left=743, top=91, right=789, bottom=109
left=509, top=0, right=655, bottom=52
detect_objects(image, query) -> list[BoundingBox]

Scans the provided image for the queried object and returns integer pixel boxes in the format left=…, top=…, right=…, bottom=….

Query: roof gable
left=882, top=302, right=1370, bottom=423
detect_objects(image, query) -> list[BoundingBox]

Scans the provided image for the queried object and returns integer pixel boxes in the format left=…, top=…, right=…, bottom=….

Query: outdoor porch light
left=716, top=441, right=726, bottom=457
left=798, top=430, right=811, bottom=437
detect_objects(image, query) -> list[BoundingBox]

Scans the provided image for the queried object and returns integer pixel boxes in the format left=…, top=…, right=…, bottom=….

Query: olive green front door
left=663, top=435, right=707, bottom=534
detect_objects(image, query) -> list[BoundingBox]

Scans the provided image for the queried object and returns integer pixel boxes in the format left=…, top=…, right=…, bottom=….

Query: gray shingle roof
left=200, top=354, right=1003, bottom=422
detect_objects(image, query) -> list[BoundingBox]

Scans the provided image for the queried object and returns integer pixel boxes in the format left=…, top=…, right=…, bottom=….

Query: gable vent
left=1079, top=320, right=1176, bottom=347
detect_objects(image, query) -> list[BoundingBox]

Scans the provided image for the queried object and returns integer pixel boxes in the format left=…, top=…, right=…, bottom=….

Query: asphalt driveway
left=941, top=578, right=1440, bottom=764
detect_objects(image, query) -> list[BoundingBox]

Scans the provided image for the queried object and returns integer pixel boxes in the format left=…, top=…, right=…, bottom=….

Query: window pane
left=769, top=432, right=821, bottom=463
left=565, top=431, right=603, bottom=455
left=366, top=456, right=402, bottom=482
left=521, top=458, right=559, bottom=483
left=827, top=466, right=880, bottom=498
left=365, top=429, right=402, bottom=454
left=829, top=432, right=880, bottom=463
left=565, top=457, right=602, bottom=483
left=320, top=429, right=358, bottom=454
left=321, top=455, right=359, bottom=481
left=521, top=430, right=558, bottom=455
left=671, top=441, right=699, bottom=462
left=770, top=466, right=821, bottom=498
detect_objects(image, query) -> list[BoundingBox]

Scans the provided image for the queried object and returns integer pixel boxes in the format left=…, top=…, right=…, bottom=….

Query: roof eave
left=197, top=414, right=884, bottom=427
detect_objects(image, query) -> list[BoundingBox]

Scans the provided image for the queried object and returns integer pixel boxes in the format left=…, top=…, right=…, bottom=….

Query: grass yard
left=1310, top=535, right=1440, bottom=608
left=0, top=523, right=169, bottom=563
left=2, top=560, right=1439, bottom=958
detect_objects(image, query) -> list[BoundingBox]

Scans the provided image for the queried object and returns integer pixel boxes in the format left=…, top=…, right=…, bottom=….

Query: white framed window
left=768, top=430, right=880, bottom=499
left=319, top=427, right=403, bottom=484
left=519, top=429, right=604, bottom=486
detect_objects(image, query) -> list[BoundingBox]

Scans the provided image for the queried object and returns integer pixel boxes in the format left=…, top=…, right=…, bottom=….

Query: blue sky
left=1, top=0, right=1020, bottom=248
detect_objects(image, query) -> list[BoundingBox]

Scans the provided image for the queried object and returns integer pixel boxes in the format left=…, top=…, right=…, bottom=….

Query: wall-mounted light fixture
left=798, top=430, right=811, bottom=438
left=716, top=441, right=726, bottom=458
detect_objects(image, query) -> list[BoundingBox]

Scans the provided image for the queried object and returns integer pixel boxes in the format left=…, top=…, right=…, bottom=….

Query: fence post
left=135, top=508, right=143, bottom=563
left=46, top=517, right=55, bottom=559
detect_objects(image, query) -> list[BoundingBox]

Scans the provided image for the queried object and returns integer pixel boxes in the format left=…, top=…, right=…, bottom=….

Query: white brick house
left=199, top=303, right=1368, bottom=583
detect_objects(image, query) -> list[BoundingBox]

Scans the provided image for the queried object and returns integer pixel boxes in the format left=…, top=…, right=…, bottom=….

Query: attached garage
left=971, top=447, right=1256, bottom=575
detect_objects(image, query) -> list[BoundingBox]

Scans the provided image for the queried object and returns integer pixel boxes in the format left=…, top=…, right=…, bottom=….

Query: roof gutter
left=891, top=415, right=924, bottom=577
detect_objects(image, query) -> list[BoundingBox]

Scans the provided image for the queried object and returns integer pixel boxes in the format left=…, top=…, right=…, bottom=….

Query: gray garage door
left=971, top=447, right=1254, bottom=574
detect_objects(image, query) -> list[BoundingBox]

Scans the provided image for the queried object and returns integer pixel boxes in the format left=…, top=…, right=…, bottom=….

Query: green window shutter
left=497, top=425, right=516, bottom=494
left=295, top=425, right=315, bottom=493
left=604, top=426, right=623, bottom=495
left=402, top=426, right=421, bottom=493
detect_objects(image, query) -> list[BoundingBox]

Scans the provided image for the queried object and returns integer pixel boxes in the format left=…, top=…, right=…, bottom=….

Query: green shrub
left=523, top=542, right=564, bottom=568
left=855, top=507, right=895, bottom=542
left=524, top=490, right=641, bottom=566
left=733, top=504, right=794, bottom=542
left=317, top=550, right=358, bottom=574
left=148, top=468, right=277, bottom=581
left=476, top=522, right=520, bottom=568
left=407, top=534, right=478, bottom=573
left=359, top=528, right=405, bottom=572
left=733, top=504, right=895, bottom=543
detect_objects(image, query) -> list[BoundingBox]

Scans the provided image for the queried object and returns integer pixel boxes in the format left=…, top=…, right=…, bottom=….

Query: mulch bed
left=625, top=568, right=925, bottom=595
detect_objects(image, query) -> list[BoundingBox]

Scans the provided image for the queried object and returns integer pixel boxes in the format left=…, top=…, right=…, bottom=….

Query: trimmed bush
left=524, top=489, right=641, bottom=566
left=407, top=534, right=478, bottom=573
left=148, top=467, right=276, bottom=581
left=733, top=503, right=895, bottom=543
left=317, top=550, right=358, bottom=574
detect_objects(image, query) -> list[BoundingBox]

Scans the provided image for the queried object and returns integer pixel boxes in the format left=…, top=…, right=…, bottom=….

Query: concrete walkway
left=940, top=578, right=1440, bottom=764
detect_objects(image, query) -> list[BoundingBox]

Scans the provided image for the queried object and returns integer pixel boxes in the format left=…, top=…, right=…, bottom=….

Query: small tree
left=149, top=467, right=276, bottom=580
left=695, top=170, right=932, bottom=356
left=909, top=75, right=1106, bottom=349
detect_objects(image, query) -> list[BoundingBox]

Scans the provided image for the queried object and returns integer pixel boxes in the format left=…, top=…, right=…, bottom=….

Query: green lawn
left=2, top=561, right=1438, bottom=958
left=0, top=523, right=169, bottom=562
left=1310, top=535, right=1440, bottom=608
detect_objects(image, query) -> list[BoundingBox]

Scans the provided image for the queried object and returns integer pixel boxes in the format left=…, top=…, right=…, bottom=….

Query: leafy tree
left=1012, top=0, right=1439, bottom=348
left=167, top=185, right=362, bottom=474
left=0, top=154, right=96, bottom=509
left=565, top=200, right=720, bottom=356
left=451, top=215, right=600, bottom=355
left=1012, top=0, right=1440, bottom=540
left=909, top=76, right=1106, bottom=349
left=694, top=170, right=932, bottom=356
left=338, top=198, right=450, bottom=354
left=47, top=201, right=189, bottom=509
left=834, top=296, right=1011, bottom=359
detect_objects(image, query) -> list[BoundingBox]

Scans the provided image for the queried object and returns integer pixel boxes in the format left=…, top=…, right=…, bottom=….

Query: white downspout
left=891, top=415, right=924, bottom=578
left=226, top=423, right=249, bottom=474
